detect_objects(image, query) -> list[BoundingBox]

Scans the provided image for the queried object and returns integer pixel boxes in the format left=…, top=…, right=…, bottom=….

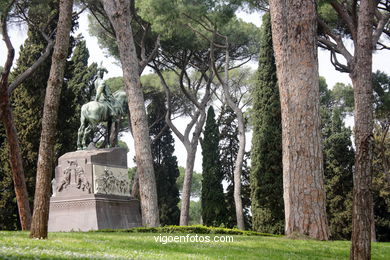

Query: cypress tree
left=148, top=94, right=180, bottom=226
left=218, top=104, right=251, bottom=228
left=323, top=108, right=354, bottom=240
left=250, top=12, right=284, bottom=234
left=372, top=129, right=390, bottom=242
left=319, top=79, right=355, bottom=240
left=371, top=71, right=390, bottom=242
left=57, top=38, right=98, bottom=156
left=201, top=106, right=227, bottom=227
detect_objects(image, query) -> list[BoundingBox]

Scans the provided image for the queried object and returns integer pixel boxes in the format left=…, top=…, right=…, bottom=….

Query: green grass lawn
left=0, top=231, right=389, bottom=260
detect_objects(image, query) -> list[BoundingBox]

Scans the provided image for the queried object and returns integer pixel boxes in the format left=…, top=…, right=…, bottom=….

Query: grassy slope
left=0, top=231, right=389, bottom=260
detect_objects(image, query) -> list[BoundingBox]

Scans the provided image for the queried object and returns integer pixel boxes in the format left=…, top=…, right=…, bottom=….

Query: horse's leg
left=77, top=114, right=86, bottom=150
left=83, top=124, right=93, bottom=149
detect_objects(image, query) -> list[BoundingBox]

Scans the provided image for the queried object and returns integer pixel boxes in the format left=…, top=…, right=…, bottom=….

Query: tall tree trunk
left=234, top=113, right=245, bottom=230
left=223, top=49, right=245, bottom=231
left=30, top=0, right=73, bottom=239
left=0, top=88, right=32, bottom=230
left=177, top=109, right=207, bottom=226
left=211, top=38, right=246, bottom=230
left=180, top=145, right=196, bottom=226
left=219, top=77, right=246, bottom=230
left=0, top=6, right=32, bottom=230
left=350, top=1, right=375, bottom=258
left=100, top=0, right=159, bottom=227
left=159, top=71, right=209, bottom=226
left=269, top=0, right=329, bottom=240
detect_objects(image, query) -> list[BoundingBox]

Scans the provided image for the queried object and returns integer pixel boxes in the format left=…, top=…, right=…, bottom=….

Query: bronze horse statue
left=77, top=90, right=128, bottom=150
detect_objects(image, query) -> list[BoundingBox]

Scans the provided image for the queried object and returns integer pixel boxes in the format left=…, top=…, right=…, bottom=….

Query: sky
left=1, top=9, right=390, bottom=172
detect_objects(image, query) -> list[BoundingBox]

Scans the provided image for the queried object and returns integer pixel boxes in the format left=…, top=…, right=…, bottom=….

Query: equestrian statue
left=77, top=70, right=128, bottom=150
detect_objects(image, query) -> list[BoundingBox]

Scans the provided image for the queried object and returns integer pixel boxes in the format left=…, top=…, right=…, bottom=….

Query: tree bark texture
left=101, top=0, right=160, bottom=227
left=0, top=4, right=32, bottom=230
left=269, top=0, right=330, bottom=240
left=350, top=0, right=375, bottom=258
left=29, top=0, right=73, bottom=239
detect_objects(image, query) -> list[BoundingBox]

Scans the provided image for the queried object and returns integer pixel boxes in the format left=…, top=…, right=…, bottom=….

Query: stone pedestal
left=48, top=148, right=142, bottom=231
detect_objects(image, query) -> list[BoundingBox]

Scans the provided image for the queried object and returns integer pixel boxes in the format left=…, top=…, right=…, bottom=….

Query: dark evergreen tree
left=323, top=108, right=354, bottom=240
left=372, top=129, right=390, bottom=242
left=57, top=37, right=99, bottom=156
left=201, top=106, right=227, bottom=227
left=218, top=105, right=251, bottom=228
left=371, top=70, right=390, bottom=242
left=249, top=12, right=284, bottom=234
left=322, top=74, right=390, bottom=241
left=148, top=94, right=180, bottom=226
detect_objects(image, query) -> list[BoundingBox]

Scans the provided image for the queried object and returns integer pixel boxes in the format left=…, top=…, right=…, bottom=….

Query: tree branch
left=89, top=7, right=116, bottom=38
left=177, top=54, right=202, bottom=109
left=154, top=64, right=185, bottom=143
left=376, top=41, right=390, bottom=50
left=151, top=123, right=169, bottom=144
left=330, top=1, right=357, bottom=41
left=373, top=11, right=390, bottom=48
left=0, top=0, right=16, bottom=86
left=139, top=35, right=160, bottom=74
left=318, top=18, right=353, bottom=71
left=9, top=39, right=55, bottom=93
left=331, top=47, right=351, bottom=73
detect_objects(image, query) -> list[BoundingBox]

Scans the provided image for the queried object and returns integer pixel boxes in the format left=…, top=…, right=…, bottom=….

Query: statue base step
left=48, top=194, right=142, bottom=231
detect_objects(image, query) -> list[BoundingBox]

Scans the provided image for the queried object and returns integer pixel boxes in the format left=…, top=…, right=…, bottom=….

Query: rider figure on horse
left=93, top=70, right=118, bottom=118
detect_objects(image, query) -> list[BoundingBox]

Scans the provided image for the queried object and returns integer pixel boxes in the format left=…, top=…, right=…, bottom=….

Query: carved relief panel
left=93, top=165, right=130, bottom=196
left=53, top=159, right=92, bottom=196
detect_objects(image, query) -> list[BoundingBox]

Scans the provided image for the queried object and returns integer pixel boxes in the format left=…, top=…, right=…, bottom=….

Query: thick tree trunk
left=269, top=0, right=329, bottom=240
left=350, top=1, right=375, bottom=258
left=0, top=89, right=32, bottom=230
left=30, top=0, right=73, bottom=239
left=180, top=145, right=196, bottom=226
left=101, top=0, right=159, bottom=227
